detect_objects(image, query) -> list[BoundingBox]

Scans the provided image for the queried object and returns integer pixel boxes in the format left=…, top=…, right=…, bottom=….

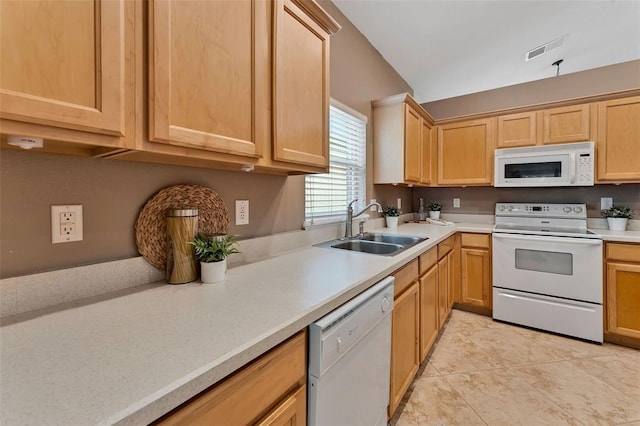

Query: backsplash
left=413, top=184, right=640, bottom=218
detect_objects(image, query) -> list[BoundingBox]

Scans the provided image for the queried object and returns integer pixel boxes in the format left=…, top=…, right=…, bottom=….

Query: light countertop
left=1, top=223, right=473, bottom=426
left=2, top=221, right=637, bottom=425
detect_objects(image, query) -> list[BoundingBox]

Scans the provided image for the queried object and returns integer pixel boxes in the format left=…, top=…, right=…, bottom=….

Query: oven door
left=492, top=233, right=602, bottom=303
left=495, top=152, right=573, bottom=187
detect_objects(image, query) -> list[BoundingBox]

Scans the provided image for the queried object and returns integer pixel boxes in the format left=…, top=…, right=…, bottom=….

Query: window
left=305, top=100, right=367, bottom=227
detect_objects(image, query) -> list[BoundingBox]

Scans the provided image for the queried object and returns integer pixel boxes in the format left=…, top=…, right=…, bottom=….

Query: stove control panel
left=495, top=203, right=587, bottom=219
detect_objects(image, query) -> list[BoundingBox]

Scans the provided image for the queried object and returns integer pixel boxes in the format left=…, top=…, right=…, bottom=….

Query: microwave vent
left=525, top=34, right=568, bottom=61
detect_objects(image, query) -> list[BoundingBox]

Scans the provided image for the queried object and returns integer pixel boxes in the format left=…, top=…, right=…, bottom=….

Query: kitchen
left=1, top=0, right=639, bottom=425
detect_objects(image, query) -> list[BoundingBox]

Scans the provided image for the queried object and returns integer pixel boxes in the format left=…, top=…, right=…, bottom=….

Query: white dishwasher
left=308, top=277, right=394, bottom=426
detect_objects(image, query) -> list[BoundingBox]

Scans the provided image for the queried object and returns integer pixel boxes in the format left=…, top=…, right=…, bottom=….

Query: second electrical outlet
left=236, top=200, right=249, bottom=225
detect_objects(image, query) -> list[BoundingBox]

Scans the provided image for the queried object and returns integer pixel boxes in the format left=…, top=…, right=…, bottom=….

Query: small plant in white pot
left=191, top=233, right=240, bottom=284
left=602, top=206, right=635, bottom=231
left=384, top=206, right=401, bottom=229
left=427, top=202, right=442, bottom=219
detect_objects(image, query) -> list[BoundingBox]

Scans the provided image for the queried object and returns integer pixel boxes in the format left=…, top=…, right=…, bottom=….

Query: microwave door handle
left=569, top=152, right=577, bottom=183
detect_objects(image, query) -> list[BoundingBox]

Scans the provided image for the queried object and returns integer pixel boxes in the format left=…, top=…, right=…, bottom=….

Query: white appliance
left=492, top=203, right=603, bottom=342
left=308, top=277, right=394, bottom=426
left=494, top=141, right=595, bottom=187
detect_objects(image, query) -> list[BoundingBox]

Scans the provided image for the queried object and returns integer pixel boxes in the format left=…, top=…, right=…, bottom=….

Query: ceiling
left=332, top=0, right=640, bottom=103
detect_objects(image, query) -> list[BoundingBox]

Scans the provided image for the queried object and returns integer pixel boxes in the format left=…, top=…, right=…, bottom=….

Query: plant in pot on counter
left=190, top=233, right=240, bottom=283
left=383, top=206, right=401, bottom=229
left=601, top=205, right=635, bottom=231
left=427, top=202, right=442, bottom=219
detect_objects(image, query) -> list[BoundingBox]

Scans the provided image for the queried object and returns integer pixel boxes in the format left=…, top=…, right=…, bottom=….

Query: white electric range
left=492, top=203, right=603, bottom=343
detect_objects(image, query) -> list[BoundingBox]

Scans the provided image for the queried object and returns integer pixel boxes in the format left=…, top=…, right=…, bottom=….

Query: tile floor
left=392, top=309, right=640, bottom=426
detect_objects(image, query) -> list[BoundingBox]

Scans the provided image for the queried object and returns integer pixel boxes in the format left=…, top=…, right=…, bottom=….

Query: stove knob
left=498, top=205, right=505, bottom=211
left=507, top=206, right=513, bottom=212
left=574, top=206, right=583, bottom=213
left=563, top=206, right=572, bottom=213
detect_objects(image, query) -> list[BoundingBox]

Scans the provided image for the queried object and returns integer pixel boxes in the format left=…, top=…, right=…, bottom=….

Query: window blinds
left=305, top=104, right=367, bottom=226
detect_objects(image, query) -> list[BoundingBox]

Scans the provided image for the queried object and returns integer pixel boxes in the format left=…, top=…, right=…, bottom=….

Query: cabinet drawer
left=461, top=233, right=490, bottom=249
left=437, top=235, right=455, bottom=259
left=607, top=243, right=640, bottom=263
left=393, top=259, right=419, bottom=297
left=419, top=247, right=437, bottom=275
left=155, top=331, right=306, bottom=425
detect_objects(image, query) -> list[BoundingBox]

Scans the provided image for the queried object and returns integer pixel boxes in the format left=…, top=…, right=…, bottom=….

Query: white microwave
left=494, top=141, right=595, bottom=187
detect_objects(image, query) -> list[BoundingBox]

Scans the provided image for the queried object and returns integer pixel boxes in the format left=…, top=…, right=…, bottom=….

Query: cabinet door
left=419, top=265, right=438, bottom=362
left=0, top=0, right=126, bottom=135
left=461, top=248, right=492, bottom=309
left=606, top=262, right=640, bottom=340
left=404, top=104, right=422, bottom=182
left=256, top=385, right=306, bottom=426
left=273, top=0, right=330, bottom=168
left=389, top=282, right=419, bottom=418
left=448, top=251, right=456, bottom=310
left=541, top=104, right=591, bottom=145
left=419, top=118, right=433, bottom=184
left=437, top=255, right=449, bottom=327
left=596, top=96, right=640, bottom=182
left=497, top=112, right=537, bottom=148
left=437, top=118, right=495, bottom=185
left=149, top=0, right=268, bottom=157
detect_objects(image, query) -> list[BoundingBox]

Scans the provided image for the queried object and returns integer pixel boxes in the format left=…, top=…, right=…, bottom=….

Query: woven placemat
left=135, top=184, right=230, bottom=271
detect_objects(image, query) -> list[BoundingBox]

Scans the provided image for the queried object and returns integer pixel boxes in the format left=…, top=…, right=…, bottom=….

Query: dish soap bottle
left=418, top=198, right=427, bottom=221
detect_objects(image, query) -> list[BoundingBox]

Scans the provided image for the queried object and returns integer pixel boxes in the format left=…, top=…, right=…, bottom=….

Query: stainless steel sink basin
left=359, top=233, right=424, bottom=246
left=316, top=233, right=427, bottom=256
left=331, top=240, right=405, bottom=255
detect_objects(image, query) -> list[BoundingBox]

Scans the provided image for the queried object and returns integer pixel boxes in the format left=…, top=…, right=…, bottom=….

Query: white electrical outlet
left=453, top=198, right=461, bottom=208
left=397, top=198, right=402, bottom=210
left=51, top=205, right=83, bottom=244
left=370, top=199, right=377, bottom=211
left=235, top=200, right=249, bottom=225
left=601, top=197, right=613, bottom=211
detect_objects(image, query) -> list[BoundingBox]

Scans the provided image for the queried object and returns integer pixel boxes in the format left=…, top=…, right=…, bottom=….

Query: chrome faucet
left=345, top=199, right=383, bottom=239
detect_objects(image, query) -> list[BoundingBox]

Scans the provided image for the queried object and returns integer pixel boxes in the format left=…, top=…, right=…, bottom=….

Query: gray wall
left=0, top=0, right=412, bottom=278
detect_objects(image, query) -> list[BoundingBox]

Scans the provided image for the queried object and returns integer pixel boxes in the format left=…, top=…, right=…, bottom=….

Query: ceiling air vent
left=525, top=34, right=568, bottom=61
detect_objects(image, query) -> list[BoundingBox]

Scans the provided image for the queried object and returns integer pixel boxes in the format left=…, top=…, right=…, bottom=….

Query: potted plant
left=427, top=202, right=442, bottom=219
left=601, top=206, right=635, bottom=231
left=191, top=233, right=240, bottom=283
left=383, top=206, right=401, bottom=229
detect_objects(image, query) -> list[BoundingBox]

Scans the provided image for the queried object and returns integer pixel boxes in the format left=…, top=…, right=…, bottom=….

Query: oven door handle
left=493, top=233, right=602, bottom=246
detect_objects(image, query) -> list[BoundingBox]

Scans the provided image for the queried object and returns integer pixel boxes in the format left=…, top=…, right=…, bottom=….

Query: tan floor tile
left=395, top=376, right=485, bottom=426
left=442, top=310, right=506, bottom=336
left=445, top=369, right=580, bottom=425
left=514, top=361, right=640, bottom=425
left=420, top=362, right=440, bottom=377
left=571, top=355, right=640, bottom=400
left=467, top=326, right=565, bottom=366
left=429, top=332, right=504, bottom=374
left=513, top=326, right=639, bottom=359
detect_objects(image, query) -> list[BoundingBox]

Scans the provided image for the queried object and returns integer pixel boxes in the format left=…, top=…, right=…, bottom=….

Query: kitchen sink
left=316, top=233, right=427, bottom=256
left=359, top=233, right=424, bottom=246
left=331, top=240, right=405, bottom=255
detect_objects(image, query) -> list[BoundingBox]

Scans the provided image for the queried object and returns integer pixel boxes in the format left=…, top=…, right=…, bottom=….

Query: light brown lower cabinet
left=419, top=264, right=439, bottom=362
left=389, top=280, right=420, bottom=419
left=437, top=254, right=450, bottom=327
left=605, top=243, right=640, bottom=346
left=154, top=331, right=306, bottom=425
left=459, top=233, right=492, bottom=312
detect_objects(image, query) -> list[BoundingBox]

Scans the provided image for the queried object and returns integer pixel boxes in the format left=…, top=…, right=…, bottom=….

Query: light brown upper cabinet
left=420, top=119, right=436, bottom=184
left=273, top=0, right=331, bottom=168
left=596, top=96, right=640, bottom=183
left=0, top=0, right=133, bottom=154
left=497, top=112, right=537, bottom=148
left=437, top=118, right=496, bottom=186
left=148, top=0, right=269, bottom=158
left=373, top=93, right=435, bottom=185
left=540, top=104, right=594, bottom=145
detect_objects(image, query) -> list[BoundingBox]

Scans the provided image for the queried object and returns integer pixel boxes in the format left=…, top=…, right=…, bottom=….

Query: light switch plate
left=453, top=198, right=461, bottom=208
left=51, top=205, right=83, bottom=244
left=370, top=199, right=377, bottom=211
left=601, top=197, right=613, bottom=211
